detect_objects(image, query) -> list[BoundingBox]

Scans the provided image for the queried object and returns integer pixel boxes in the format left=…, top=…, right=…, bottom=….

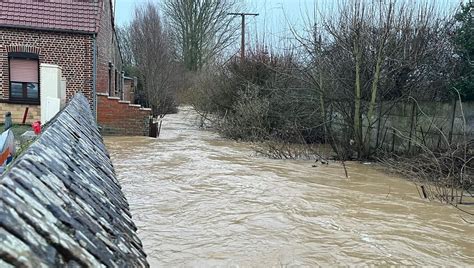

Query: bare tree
left=189, top=0, right=461, bottom=165
left=116, top=26, right=134, bottom=68
left=163, top=0, right=240, bottom=71
left=293, top=0, right=455, bottom=159
left=129, top=3, right=178, bottom=115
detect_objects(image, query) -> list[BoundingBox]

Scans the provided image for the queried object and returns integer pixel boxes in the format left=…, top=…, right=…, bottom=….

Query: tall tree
left=116, top=26, right=134, bottom=68
left=116, top=25, right=140, bottom=80
left=453, top=1, right=474, bottom=100
left=129, top=3, right=178, bottom=115
left=164, top=0, right=239, bottom=71
left=300, top=0, right=454, bottom=159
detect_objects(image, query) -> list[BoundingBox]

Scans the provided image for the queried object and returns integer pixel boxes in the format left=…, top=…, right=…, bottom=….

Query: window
left=9, top=52, right=39, bottom=103
left=114, top=69, right=118, bottom=96
left=108, top=62, right=113, bottom=96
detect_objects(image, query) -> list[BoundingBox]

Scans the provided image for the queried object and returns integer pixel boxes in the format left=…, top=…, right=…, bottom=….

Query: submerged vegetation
left=189, top=1, right=474, bottom=205
left=119, top=0, right=473, bottom=205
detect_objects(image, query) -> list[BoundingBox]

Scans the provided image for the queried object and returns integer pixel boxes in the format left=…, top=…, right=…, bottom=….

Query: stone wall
left=0, top=93, right=149, bottom=267
left=97, top=93, right=151, bottom=136
left=0, top=103, right=40, bottom=124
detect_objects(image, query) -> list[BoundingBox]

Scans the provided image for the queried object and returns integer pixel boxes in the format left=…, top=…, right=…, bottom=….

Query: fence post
left=375, top=100, right=383, bottom=149
left=391, top=128, right=396, bottom=153
left=448, top=98, right=457, bottom=144
left=407, top=100, right=416, bottom=154
left=437, top=127, right=443, bottom=149
left=22, top=107, right=29, bottom=125
left=4, top=112, right=12, bottom=131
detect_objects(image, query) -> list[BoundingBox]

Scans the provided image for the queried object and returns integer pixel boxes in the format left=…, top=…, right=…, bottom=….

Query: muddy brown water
left=105, top=107, right=474, bottom=267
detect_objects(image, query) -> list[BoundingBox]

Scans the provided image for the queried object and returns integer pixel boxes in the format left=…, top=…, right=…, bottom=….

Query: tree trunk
left=364, top=52, right=383, bottom=156
left=354, top=39, right=363, bottom=158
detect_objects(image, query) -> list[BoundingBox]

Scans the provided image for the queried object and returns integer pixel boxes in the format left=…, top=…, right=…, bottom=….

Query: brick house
left=0, top=0, right=150, bottom=135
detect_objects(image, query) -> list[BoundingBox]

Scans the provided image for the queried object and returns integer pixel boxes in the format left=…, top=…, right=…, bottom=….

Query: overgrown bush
left=192, top=48, right=325, bottom=145
left=218, top=85, right=270, bottom=140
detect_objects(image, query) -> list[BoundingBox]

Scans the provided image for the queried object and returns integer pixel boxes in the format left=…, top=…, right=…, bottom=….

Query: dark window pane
left=26, top=83, right=39, bottom=99
left=11, top=82, right=23, bottom=98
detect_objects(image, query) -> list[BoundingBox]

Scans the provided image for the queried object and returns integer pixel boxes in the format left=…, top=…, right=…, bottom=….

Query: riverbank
left=198, top=111, right=473, bottom=206
left=105, top=107, right=474, bottom=266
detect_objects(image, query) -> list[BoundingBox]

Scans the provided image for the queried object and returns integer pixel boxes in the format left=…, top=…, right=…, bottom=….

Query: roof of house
left=0, top=0, right=104, bottom=33
left=1, top=93, right=149, bottom=266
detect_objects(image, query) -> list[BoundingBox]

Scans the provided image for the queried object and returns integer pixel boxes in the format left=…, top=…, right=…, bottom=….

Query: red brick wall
left=96, top=0, right=122, bottom=96
left=0, top=28, right=94, bottom=102
left=97, top=94, right=151, bottom=136
left=0, top=0, right=133, bottom=131
left=123, top=78, right=135, bottom=103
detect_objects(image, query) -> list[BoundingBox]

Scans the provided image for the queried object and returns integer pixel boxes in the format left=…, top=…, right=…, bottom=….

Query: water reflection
left=105, top=107, right=474, bottom=267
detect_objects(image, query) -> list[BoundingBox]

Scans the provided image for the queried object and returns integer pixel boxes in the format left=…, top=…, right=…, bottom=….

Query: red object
left=32, top=121, right=41, bottom=135
left=0, top=0, right=101, bottom=33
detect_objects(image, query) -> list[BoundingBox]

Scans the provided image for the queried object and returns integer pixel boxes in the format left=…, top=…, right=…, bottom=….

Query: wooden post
left=437, top=127, right=443, bottom=149
left=22, top=107, right=29, bottom=125
left=241, top=14, right=245, bottom=60
left=391, top=128, right=396, bottom=153
left=149, top=117, right=158, bottom=138
left=407, top=100, right=417, bottom=154
left=157, top=115, right=164, bottom=138
left=375, top=100, right=383, bottom=149
left=4, top=112, right=12, bottom=131
left=448, top=98, right=457, bottom=144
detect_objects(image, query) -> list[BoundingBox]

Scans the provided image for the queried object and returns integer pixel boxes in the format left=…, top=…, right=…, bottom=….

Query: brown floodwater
left=105, top=107, right=474, bottom=267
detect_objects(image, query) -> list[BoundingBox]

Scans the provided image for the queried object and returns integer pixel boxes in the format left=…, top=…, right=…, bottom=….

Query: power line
left=227, top=12, right=259, bottom=60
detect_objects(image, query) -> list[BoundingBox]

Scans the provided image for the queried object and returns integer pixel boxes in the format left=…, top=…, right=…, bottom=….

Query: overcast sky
left=114, top=0, right=464, bottom=52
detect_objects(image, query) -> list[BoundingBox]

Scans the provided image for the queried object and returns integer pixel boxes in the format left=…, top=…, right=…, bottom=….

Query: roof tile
left=0, top=0, right=102, bottom=33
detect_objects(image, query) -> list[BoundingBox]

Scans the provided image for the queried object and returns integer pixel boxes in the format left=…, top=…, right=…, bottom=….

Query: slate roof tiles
left=0, top=93, right=149, bottom=267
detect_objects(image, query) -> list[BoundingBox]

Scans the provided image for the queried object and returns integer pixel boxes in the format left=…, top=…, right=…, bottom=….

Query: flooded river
left=105, top=107, right=474, bottom=267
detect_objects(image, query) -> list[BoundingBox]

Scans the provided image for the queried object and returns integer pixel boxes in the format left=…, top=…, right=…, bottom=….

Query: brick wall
left=94, top=0, right=132, bottom=139
left=0, top=0, right=122, bottom=102
left=0, top=28, right=94, bottom=102
left=0, top=0, right=135, bottom=131
left=97, top=93, right=151, bottom=136
left=123, top=78, right=135, bottom=103
left=96, top=0, right=122, bottom=96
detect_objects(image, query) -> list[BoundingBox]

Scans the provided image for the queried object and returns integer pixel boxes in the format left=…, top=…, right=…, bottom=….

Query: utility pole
left=227, top=12, right=258, bottom=61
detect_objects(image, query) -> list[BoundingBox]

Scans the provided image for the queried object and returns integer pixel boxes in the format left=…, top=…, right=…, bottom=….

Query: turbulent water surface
left=105, top=107, right=474, bottom=267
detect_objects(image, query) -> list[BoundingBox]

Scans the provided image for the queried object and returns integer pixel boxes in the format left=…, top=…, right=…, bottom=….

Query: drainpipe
left=121, top=71, right=125, bottom=100
left=92, top=34, right=97, bottom=121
